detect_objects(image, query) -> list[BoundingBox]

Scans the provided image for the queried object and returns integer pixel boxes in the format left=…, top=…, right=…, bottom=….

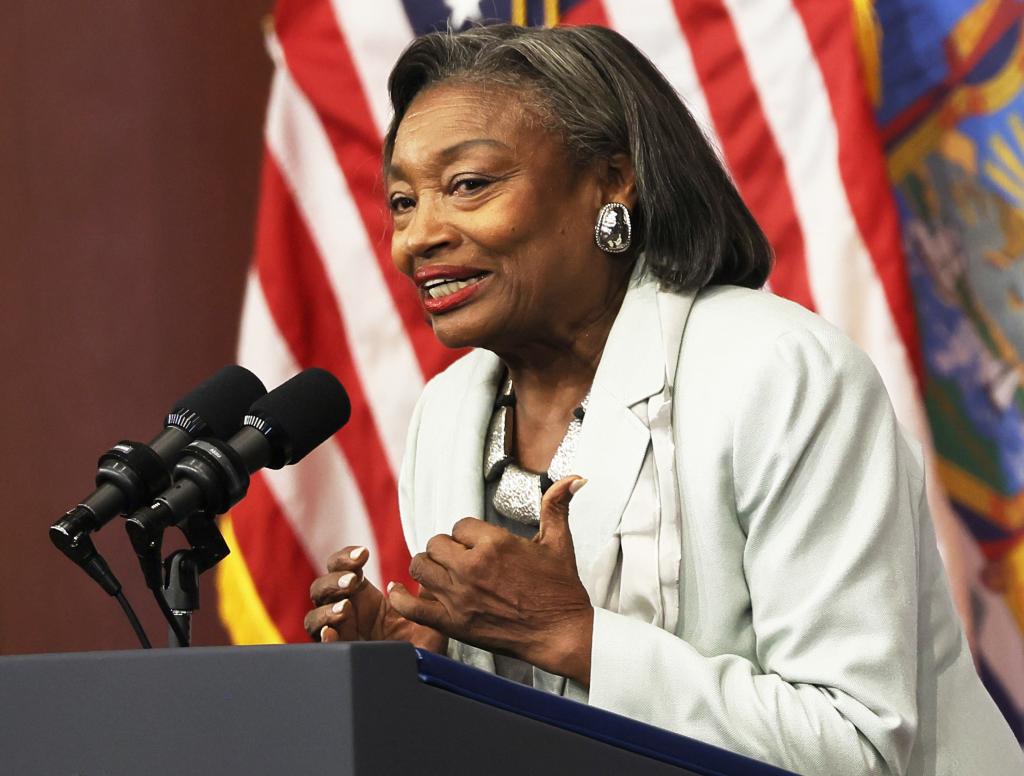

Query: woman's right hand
left=303, top=545, right=448, bottom=653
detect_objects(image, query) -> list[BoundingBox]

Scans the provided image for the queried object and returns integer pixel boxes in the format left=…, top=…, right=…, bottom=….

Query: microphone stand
left=129, top=505, right=230, bottom=648
left=163, top=551, right=199, bottom=648
left=160, top=512, right=230, bottom=648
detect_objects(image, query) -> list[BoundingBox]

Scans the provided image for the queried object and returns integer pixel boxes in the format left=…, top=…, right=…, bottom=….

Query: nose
left=399, top=194, right=458, bottom=262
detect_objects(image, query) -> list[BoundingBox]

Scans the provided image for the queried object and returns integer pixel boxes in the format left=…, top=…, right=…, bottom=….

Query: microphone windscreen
left=170, top=365, right=268, bottom=439
left=248, top=368, right=351, bottom=465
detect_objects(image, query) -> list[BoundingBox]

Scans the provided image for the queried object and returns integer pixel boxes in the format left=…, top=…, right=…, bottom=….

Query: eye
left=451, top=177, right=491, bottom=196
left=389, top=194, right=415, bottom=214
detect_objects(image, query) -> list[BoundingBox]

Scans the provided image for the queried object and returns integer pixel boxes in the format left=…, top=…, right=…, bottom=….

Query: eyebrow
left=386, top=138, right=512, bottom=182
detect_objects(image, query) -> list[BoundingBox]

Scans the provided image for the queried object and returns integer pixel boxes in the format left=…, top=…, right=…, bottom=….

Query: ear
left=598, top=153, right=637, bottom=210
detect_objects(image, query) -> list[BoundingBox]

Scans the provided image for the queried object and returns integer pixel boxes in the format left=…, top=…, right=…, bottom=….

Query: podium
left=0, top=642, right=795, bottom=775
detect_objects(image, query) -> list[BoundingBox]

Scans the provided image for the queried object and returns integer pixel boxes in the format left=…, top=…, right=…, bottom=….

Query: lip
left=420, top=273, right=491, bottom=315
left=412, top=264, right=490, bottom=287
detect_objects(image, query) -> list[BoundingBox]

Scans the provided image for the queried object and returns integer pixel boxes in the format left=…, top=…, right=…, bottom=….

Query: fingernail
left=320, top=625, right=331, bottom=642
left=569, top=477, right=588, bottom=495
left=332, top=599, right=350, bottom=615
left=338, top=572, right=356, bottom=590
left=386, top=581, right=396, bottom=594
left=349, top=546, right=367, bottom=561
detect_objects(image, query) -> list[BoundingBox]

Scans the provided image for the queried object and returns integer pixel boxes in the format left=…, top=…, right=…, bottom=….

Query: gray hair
left=383, top=24, right=772, bottom=291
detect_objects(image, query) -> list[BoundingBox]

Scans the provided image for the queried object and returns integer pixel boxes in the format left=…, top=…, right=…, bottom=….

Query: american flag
left=216, top=0, right=1023, bottom=736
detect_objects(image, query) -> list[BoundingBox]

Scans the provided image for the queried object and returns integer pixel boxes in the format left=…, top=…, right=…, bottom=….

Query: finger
left=450, top=516, right=505, bottom=548
left=326, top=545, right=370, bottom=573
left=537, top=476, right=586, bottom=548
left=305, top=598, right=357, bottom=641
left=309, top=569, right=365, bottom=606
left=304, top=601, right=340, bottom=639
left=387, top=582, right=450, bottom=632
left=305, top=605, right=325, bottom=639
left=425, top=533, right=467, bottom=569
left=320, top=625, right=339, bottom=643
left=328, top=598, right=359, bottom=642
left=409, top=552, right=453, bottom=592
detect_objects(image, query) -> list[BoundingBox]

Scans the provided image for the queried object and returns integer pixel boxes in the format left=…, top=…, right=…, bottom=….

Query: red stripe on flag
left=671, top=0, right=815, bottom=309
left=254, top=154, right=414, bottom=589
left=562, top=0, right=611, bottom=26
left=274, top=0, right=462, bottom=379
left=231, top=473, right=318, bottom=643
left=791, top=0, right=924, bottom=383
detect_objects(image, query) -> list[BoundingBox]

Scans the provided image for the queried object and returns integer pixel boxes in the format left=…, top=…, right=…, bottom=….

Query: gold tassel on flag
left=851, top=0, right=883, bottom=107
left=512, top=0, right=527, bottom=27
left=545, top=0, right=560, bottom=27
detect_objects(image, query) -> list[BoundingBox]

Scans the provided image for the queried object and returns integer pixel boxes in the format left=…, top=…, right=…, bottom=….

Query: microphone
left=49, top=365, right=267, bottom=594
left=125, top=368, right=350, bottom=588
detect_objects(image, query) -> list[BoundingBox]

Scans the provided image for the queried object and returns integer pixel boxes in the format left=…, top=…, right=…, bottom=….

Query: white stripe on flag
left=265, top=61, right=424, bottom=475
left=602, top=0, right=719, bottom=152
left=329, top=0, right=416, bottom=134
left=237, top=272, right=383, bottom=583
left=721, top=0, right=921, bottom=430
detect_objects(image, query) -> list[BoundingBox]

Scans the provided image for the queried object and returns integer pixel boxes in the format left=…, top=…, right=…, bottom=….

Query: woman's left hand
left=388, top=476, right=594, bottom=686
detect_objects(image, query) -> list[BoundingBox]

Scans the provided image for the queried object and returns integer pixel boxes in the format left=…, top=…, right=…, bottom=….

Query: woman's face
left=387, top=82, right=633, bottom=353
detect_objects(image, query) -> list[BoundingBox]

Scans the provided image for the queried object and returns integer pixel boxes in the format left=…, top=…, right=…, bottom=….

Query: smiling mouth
left=418, top=272, right=491, bottom=314
left=421, top=273, right=488, bottom=299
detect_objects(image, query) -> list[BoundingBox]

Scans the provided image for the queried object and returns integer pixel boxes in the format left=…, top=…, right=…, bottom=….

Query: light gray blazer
left=398, top=276, right=1023, bottom=775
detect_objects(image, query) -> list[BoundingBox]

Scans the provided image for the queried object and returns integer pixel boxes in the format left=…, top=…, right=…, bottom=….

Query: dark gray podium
left=0, top=642, right=795, bottom=775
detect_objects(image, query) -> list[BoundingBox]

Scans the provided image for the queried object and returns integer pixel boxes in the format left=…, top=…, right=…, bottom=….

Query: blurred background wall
left=0, top=1, right=274, bottom=653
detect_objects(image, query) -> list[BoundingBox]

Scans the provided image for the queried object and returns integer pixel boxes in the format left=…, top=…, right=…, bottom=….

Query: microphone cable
left=115, top=590, right=152, bottom=649
left=53, top=530, right=153, bottom=648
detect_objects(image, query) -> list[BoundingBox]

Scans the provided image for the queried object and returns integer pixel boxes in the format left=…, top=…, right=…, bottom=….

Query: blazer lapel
left=432, top=349, right=503, bottom=538
left=569, top=278, right=666, bottom=595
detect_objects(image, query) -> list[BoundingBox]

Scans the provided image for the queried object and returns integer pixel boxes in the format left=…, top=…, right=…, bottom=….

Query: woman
left=304, top=24, right=1021, bottom=775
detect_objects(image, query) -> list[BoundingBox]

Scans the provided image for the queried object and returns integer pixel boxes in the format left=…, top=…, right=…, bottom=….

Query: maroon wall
left=0, top=1, right=274, bottom=653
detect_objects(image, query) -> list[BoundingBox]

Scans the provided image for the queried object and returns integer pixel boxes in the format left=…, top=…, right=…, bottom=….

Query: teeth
left=423, top=274, right=483, bottom=299
left=427, top=279, right=472, bottom=298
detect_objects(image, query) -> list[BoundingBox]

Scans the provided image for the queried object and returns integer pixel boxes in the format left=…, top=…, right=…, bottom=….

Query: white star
left=444, top=0, right=483, bottom=28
